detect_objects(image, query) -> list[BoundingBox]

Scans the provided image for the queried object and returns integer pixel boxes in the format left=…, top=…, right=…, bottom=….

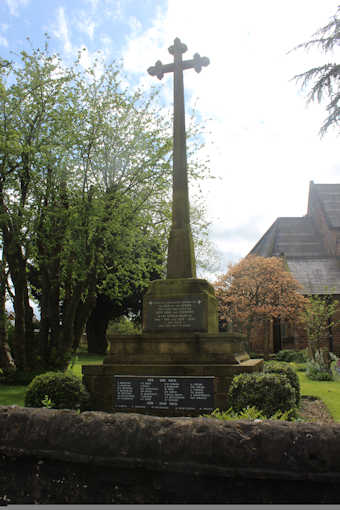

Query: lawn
left=297, top=370, right=340, bottom=421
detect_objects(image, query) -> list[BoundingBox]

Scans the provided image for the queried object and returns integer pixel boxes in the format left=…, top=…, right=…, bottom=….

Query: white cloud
left=76, top=14, right=96, bottom=40
left=128, top=16, right=142, bottom=35
left=0, top=34, right=8, bottom=47
left=52, top=6, right=72, bottom=55
left=5, top=0, right=29, bottom=16
left=120, top=0, right=339, bottom=272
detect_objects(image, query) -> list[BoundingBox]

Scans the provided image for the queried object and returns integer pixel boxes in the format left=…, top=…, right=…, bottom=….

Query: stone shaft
left=148, top=38, right=209, bottom=279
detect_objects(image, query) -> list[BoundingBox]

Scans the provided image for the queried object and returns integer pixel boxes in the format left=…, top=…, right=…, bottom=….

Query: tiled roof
left=313, top=184, right=340, bottom=229
left=249, top=215, right=340, bottom=295
left=287, top=258, right=340, bottom=295
left=250, top=217, right=327, bottom=258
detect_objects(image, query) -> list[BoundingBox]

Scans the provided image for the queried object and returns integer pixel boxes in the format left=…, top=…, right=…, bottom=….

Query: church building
left=249, top=181, right=340, bottom=355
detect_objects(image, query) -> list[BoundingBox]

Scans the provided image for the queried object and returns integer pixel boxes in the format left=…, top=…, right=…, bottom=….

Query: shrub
left=264, top=361, right=301, bottom=405
left=306, top=361, right=334, bottom=381
left=25, top=372, right=90, bottom=410
left=228, top=373, right=297, bottom=418
left=275, top=349, right=307, bottom=363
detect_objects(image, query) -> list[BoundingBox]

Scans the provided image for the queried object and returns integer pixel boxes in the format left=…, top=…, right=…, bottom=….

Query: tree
left=214, top=255, right=307, bottom=355
left=0, top=42, right=172, bottom=372
left=292, top=5, right=340, bottom=136
left=85, top=235, right=164, bottom=354
left=0, top=39, right=212, bottom=373
left=301, top=294, right=338, bottom=371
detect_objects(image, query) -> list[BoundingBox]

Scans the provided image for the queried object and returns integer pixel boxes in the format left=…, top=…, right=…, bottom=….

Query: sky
left=1, top=0, right=339, bottom=277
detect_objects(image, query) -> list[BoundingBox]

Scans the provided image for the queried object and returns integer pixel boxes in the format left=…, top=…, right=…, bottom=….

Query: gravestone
left=82, top=38, right=263, bottom=416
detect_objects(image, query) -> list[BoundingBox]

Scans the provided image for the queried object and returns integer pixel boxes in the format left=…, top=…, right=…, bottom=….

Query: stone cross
left=148, top=38, right=209, bottom=279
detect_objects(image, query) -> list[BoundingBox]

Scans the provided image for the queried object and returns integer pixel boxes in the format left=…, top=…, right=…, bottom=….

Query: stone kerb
left=1, top=406, right=340, bottom=504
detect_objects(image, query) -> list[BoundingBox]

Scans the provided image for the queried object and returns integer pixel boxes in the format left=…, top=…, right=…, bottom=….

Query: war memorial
left=82, top=38, right=263, bottom=416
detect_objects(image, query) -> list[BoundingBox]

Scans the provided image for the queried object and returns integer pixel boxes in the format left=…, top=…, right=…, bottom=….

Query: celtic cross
left=148, top=38, right=209, bottom=279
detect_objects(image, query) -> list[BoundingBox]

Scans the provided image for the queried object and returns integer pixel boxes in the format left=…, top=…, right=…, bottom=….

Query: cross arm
left=147, top=60, right=175, bottom=80
left=148, top=53, right=210, bottom=80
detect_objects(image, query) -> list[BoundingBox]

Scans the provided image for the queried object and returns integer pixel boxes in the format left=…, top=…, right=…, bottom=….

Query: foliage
left=228, top=372, right=297, bottom=418
left=0, top=38, right=212, bottom=373
left=214, top=255, right=307, bottom=350
left=301, top=294, right=338, bottom=373
left=264, top=361, right=300, bottom=405
left=292, top=5, right=340, bottom=136
left=24, top=371, right=89, bottom=410
left=107, top=316, right=141, bottom=336
left=203, top=406, right=296, bottom=421
left=41, top=394, right=55, bottom=409
left=275, top=349, right=307, bottom=363
left=306, top=360, right=334, bottom=381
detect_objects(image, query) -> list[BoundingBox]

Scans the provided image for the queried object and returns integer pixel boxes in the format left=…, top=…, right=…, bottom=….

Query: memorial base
left=82, top=332, right=263, bottom=416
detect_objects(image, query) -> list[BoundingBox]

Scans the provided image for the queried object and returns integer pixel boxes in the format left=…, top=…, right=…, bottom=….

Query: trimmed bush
left=275, top=349, right=307, bottom=363
left=264, top=361, right=301, bottom=405
left=228, top=373, right=296, bottom=418
left=25, top=372, right=90, bottom=410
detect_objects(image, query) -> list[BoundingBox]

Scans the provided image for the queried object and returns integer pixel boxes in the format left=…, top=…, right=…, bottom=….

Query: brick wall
left=245, top=298, right=340, bottom=356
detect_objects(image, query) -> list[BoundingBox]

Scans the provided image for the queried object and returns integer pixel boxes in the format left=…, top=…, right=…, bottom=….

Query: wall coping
left=1, top=405, right=340, bottom=482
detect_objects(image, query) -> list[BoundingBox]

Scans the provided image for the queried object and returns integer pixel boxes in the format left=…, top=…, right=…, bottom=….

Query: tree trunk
left=273, top=318, right=282, bottom=353
left=38, top=273, right=51, bottom=367
left=72, top=271, right=97, bottom=352
left=263, top=319, right=271, bottom=361
left=246, top=316, right=255, bottom=353
left=0, top=256, right=15, bottom=373
left=86, top=313, right=110, bottom=354
left=1, top=216, right=30, bottom=370
left=86, top=295, right=117, bottom=354
left=11, top=263, right=28, bottom=371
left=24, top=285, right=35, bottom=369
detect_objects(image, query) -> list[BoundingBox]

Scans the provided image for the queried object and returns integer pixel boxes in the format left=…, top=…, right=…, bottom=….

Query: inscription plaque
left=114, top=375, right=214, bottom=411
left=145, top=296, right=205, bottom=331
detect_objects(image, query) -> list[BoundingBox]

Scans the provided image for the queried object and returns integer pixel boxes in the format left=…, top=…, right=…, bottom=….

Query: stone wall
left=1, top=406, right=340, bottom=504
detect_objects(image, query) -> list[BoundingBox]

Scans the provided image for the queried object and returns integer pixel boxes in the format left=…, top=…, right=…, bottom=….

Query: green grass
left=0, top=384, right=26, bottom=406
left=0, top=353, right=104, bottom=407
left=297, top=370, right=340, bottom=421
left=67, top=353, right=105, bottom=378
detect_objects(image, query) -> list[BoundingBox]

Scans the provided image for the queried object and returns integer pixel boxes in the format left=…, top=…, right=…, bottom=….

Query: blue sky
left=1, top=0, right=340, bottom=276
